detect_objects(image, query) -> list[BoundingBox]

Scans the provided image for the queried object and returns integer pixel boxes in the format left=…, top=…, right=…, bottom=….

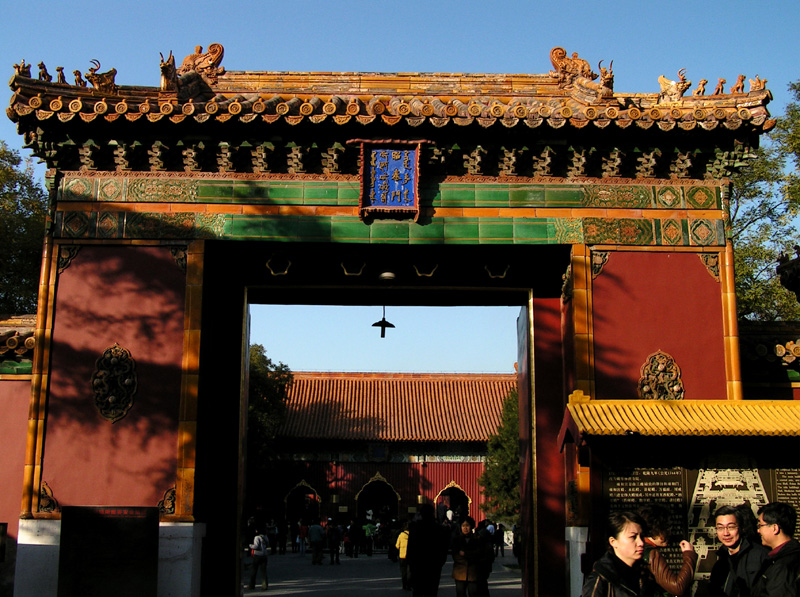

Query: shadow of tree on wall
left=41, top=244, right=186, bottom=509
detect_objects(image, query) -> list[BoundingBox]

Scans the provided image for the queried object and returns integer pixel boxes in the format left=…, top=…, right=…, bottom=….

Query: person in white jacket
left=249, top=529, right=270, bottom=590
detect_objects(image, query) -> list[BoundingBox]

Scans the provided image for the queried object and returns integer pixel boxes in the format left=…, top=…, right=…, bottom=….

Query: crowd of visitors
left=582, top=501, right=800, bottom=597
left=242, top=505, right=512, bottom=595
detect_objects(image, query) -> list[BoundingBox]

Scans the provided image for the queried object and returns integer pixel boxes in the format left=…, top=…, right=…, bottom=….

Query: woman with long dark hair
left=582, top=511, right=647, bottom=596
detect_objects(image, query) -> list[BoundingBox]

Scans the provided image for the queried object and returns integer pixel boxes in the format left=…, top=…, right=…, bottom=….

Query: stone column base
left=14, top=519, right=207, bottom=596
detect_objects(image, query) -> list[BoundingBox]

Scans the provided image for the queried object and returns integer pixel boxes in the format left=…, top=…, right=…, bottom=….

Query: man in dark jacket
left=751, top=502, right=800, bottom=597
left=709, top=504, right=767, bottom=596
left=406, top=503, right=450, bottom=597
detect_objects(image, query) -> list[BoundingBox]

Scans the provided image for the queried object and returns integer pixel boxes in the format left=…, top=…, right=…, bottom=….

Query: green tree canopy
left=731, top=81, right=800, bottom=320
left=247, top=343, right=293, bottom=463
left=0, top=142, right=47, bottom=315
left=478, top=389, right=520, bottom=524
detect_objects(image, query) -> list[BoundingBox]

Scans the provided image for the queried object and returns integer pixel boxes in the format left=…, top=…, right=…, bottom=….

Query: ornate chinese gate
left=5, top=44, right=778, bottom=596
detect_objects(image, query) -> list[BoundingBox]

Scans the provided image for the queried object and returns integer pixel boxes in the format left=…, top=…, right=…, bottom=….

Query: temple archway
left=355, top=472, right=400, bottom=522
left=283, top=480, right=320, bottom=525
left=436, top=481, right=471, bottom=522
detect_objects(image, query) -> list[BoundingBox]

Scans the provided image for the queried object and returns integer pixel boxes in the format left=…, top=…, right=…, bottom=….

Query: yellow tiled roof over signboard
left=561, top=391, right=800, bottom=443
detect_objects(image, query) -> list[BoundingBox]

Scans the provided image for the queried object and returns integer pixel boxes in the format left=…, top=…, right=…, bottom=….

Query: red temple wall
left=0, top=378, right=31, bottom=588
left=533, top=298, right=567, bottom=594
left=592, top=252, right=727, bottom=400
left=268, top=460, right=486, bottom=520
left=41, top=246, right=184, bottom=507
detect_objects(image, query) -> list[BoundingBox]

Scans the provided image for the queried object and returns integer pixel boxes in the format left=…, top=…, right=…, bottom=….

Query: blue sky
left=3, top=0, right=798, bottom=372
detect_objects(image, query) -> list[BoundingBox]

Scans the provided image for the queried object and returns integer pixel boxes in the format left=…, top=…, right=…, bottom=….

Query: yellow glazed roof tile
left=562, top=394, right=800, bottom=442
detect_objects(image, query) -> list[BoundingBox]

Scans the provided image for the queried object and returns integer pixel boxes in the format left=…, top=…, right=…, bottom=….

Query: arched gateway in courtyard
left=3, top=44, right=796, bottom=596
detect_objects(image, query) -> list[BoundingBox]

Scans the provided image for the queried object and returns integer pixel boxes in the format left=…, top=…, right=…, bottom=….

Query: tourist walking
left=451, top=517, right=482, bottom=597
left=406, top=503, right=450, bottom=597
left=248, top=528, right=269, bottom=590
left=396, top=521, right=411, bottom=590
left=327, top=519, right=342, bottom=564
left=309, top=518, right=326, bottom=565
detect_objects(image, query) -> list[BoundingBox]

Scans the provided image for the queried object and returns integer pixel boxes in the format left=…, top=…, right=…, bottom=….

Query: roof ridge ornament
left=85, top=59, right=118, bottom=95
left=549, top=47, right=598, bottom=88
left=549, top=47, right=614, bottom=103
left=160, top=44, right=224, bottom=101
left=178, top=43, right=225, bottom=83
left=658, top=69, right=691, bottom=103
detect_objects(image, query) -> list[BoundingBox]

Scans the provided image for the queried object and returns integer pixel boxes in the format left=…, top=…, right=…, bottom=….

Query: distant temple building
left=2, top=43, right=797, bottom=597
left=263, top=371, right=516, bottom=524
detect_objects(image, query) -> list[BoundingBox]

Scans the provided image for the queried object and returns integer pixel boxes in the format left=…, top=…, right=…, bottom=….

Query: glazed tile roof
left=279, top=371, right=516, bottom=442
left=559, top=390, right=800, bottom=446
left=7, top=45, right=774, bottom=134
left=0, top=315, right=36, bottom=374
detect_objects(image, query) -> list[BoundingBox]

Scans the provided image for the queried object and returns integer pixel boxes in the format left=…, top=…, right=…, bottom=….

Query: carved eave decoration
left=7, top=46, right=775, bottom=176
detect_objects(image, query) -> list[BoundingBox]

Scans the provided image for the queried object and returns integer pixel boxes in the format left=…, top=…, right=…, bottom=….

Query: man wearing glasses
left=751, top=502, right=800, bottom=596
left=709, top=505, right=767, bottom=596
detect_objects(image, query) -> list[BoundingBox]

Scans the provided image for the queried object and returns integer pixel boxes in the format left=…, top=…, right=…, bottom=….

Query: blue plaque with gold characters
left=356, top=140, right=423, bottom=221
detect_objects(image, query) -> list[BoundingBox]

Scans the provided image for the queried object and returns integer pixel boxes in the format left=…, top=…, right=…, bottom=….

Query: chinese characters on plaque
left=359, top=142, right=420, bottom=221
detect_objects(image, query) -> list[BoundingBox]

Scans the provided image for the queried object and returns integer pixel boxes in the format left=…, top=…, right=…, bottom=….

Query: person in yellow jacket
left=396, top=521, right=411, bottom=591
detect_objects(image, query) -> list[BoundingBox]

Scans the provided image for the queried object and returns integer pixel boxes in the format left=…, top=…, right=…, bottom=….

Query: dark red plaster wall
left=265, top=460, right=486, bottom=519
left=592, top=252, right=727, bottom=400
left=533, top=298, right=567, bottom=594
left=0, top=378, right=31, bottom=587
left=42, top=246, right=185, bottom=507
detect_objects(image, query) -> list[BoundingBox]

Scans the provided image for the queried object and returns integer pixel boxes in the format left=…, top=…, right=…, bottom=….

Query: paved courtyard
left=242, top=550, right=522, bottom=596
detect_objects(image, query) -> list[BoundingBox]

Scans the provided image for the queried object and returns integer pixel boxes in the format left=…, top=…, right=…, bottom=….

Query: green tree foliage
left=731, top=82, right=800, bottom=320
left=0, top=142, right=47, bottom=315
left=247, top=343, right=293, bottom=464
left=479, top=389, right=520, bottom=524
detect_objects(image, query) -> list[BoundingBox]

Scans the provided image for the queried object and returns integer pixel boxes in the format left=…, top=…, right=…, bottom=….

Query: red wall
left=0, top=378, right=31, bottom=592
left=267, top=460, right=486, bottom=520
left=592, top=252, right=727, bottom=400
left=42, top=246, right=185, bottom=507
left=533, top=298, right=567, bottom=594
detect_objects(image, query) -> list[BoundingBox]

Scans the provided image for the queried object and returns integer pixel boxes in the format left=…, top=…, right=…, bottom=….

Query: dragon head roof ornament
left=160, top=43, right=225, bottom=101
left=549, top=47, right=614, bottom=103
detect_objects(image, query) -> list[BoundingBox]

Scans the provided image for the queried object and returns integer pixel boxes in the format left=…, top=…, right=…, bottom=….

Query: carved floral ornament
left=638, top=350, right=685, bottom=400
left=158, top=487, right=176, bottom=514
left=91, top=343, right=138, bottom=422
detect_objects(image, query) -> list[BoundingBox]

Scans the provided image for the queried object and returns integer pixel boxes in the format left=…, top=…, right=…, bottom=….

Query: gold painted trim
left=283, top=479, right=321, bottom=505
left=21, top=175, right=60, bottom=518
left=571, top=245, right=594, bottom=397
left=434, top=480, right=473, bottom=507
left=355, top=471, right=402, bottom=502
left=721, top=241, right=743, bottom=400
left=172, top=240, right=204, bottom=521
